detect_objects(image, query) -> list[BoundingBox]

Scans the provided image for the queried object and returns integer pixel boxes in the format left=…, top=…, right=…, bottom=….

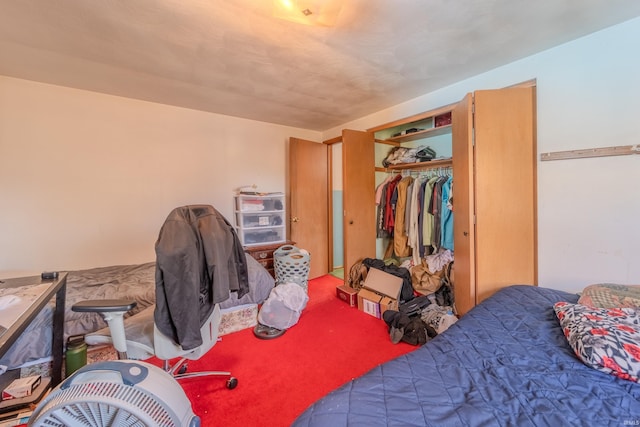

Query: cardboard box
left=2, top=375, right=41, bottom=401
left=357, top=288, right=382, bottom=317
left=336, top=285, right=358, bottom=307
left=357, top=268, right=403, bottom=319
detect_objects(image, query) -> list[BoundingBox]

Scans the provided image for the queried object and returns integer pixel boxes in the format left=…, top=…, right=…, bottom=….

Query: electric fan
left=28, top=360, right=200, bottom=427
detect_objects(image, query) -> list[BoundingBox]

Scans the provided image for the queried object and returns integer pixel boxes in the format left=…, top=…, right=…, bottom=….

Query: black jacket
left=154, top=205, right=249, bottom=350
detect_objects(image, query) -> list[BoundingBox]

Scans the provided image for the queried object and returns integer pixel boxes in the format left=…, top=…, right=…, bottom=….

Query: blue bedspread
left=293, top=285, right=640, bottom=426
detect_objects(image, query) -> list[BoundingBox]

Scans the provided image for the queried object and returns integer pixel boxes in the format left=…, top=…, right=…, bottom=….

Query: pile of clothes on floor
left=347, top=249, right=457, bottom=346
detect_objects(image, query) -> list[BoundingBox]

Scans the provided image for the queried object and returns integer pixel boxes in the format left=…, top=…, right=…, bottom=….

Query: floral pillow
left=554, top=302, right=640, bottom=383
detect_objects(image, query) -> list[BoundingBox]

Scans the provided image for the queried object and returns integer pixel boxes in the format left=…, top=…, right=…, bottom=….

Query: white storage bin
left=235, top=212, right=284, bottom=228
left=235, top=193, right=286, bottom=246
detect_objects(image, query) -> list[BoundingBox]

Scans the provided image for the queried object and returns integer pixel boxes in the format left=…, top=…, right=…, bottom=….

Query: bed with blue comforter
left=293, top=285, right=640, bottom=426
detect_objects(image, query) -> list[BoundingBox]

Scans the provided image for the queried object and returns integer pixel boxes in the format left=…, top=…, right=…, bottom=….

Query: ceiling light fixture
left=272, top=0, right=343, bottom=26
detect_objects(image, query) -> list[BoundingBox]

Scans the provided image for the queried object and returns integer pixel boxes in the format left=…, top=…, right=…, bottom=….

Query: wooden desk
left=0, top=273, right=67, bottom=387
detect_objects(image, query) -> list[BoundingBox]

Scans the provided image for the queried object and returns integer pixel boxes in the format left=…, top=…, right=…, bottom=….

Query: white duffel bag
left=257, top=282, right=309, bottom=330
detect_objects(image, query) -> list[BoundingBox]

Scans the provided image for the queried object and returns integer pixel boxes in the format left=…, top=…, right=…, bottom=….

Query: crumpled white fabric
left=420, top=304, right=458, bottom=334
left=258, top=282, right=309, bottom=330
left=425, top=248, right=454, bottom=273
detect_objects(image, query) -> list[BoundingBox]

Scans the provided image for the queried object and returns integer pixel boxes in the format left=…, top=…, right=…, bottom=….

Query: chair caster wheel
left=178, top=363, right=188, bottom=375
left=226, top=377, right=238, bottom=390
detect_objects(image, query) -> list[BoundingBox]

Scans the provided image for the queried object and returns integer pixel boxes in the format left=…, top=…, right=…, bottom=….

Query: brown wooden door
left=452, top=87, right=536, bottom=314
left=451, top=93, right=476, bottom=315
left=342, top=129, right=375, bottom=275
left=473, top=87, right=536, bottom=303
left=289, top=137, right=329, bottom=279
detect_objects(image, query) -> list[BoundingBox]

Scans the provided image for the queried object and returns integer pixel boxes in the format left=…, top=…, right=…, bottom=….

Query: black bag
left=416, top=146, right=436, bottom=161
left=434, top=262, right=454, bottom=309
left=383, top=310, right=437, bottom=346
left=398, top=295, right=432, bottom=317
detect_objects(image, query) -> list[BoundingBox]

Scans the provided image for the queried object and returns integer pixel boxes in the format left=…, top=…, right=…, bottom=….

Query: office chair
left=70, top=205, right=247, bottom=390
left=72, top=300, right=238, bottom=389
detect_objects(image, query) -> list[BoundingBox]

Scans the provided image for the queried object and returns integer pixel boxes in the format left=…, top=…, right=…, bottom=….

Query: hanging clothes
left=393, top=176, right=414, bottom=258
left=431, top=175, right=450, bottom=250
left=422, top=176, right=439, bottom=253
left=376, top=174, right=398, bottom=238
left=408, top=176, right=425, bottom=266
left=404, top=179, right=414, bottom=238
left=440, top=175, right=454, bottom=250
left=417, top=178, right=430, bottom=258
left=375, top=167, right=453, bottom=262
left=383, top=174, right=403, bottom=237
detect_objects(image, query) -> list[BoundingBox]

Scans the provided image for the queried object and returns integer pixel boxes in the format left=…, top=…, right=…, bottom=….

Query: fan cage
left=30, top=381, right=178, bottom=427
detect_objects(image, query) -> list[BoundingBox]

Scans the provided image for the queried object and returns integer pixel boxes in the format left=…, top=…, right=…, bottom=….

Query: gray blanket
left=0, top=255, right=273, bottom=369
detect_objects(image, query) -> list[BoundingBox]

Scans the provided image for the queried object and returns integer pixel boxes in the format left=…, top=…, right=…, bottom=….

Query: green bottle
left=65, top=335, right=87, bottom=377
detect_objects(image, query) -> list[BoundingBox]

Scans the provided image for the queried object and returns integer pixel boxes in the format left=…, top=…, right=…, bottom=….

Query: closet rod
left=540, top=144, right=640, bottom=161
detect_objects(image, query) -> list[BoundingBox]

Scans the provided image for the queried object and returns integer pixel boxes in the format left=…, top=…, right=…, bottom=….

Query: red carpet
left=170, top=275, right=415, bottom=426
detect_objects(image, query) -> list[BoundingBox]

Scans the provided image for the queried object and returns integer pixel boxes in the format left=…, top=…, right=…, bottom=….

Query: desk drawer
left=255, top=257, right=274, bottom=270
left=244, top=241, right=295, bottom=279
left=251, top=249, right=273, bottom=260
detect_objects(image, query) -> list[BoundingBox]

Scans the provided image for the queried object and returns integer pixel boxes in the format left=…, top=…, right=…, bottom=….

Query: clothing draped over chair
left=155, top=204, right=249, bottom=351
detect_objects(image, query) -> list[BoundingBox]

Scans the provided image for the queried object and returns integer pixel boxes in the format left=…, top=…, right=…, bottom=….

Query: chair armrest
left=72, top=299, right=138, bottom=356
left=72, top=299, right=137, bottom=313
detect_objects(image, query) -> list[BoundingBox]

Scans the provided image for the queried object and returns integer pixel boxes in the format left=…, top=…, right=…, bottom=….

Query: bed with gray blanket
left=0, top=254, right=274, bottom=369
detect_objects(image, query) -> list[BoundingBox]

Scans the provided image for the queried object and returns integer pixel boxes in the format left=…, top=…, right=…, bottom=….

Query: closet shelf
left=382, top=125, right=452, bottom=144
left=376, top=158, right=452, bottom=173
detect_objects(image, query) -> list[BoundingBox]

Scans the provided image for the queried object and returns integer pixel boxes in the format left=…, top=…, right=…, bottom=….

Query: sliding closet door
left=342, top=129, right=375, bottom=275
left=451, top=94, right=476, bottom=315
left=289, top=137, right=329, bottom=278
left=474, top=87, right=537, bottom=303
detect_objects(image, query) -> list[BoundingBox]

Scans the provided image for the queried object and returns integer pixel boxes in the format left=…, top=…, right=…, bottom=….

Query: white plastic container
left=234, top=193, right=286, bottom=246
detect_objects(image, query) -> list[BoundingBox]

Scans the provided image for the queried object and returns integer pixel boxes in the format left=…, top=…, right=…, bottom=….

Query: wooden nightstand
left=244, top=241, right=295, bottom=278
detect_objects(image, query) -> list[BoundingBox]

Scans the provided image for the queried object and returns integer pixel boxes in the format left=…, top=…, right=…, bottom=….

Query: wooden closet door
left=451, top=94, right=476, bottom=315
left=473, top=87, right=537, bottom=303
left=342, top=129, right=375, bottom=274
left=289, top=137, right=329, bottom=279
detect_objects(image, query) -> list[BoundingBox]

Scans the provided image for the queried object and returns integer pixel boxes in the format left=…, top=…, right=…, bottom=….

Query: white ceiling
left=1, top=0, right=640, bottom=131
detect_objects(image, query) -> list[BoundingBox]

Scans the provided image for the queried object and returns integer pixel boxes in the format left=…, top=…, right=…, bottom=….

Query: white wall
left=327, top=17, right=640, bottom=293
left=0, top=77, right=320, bottom=277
